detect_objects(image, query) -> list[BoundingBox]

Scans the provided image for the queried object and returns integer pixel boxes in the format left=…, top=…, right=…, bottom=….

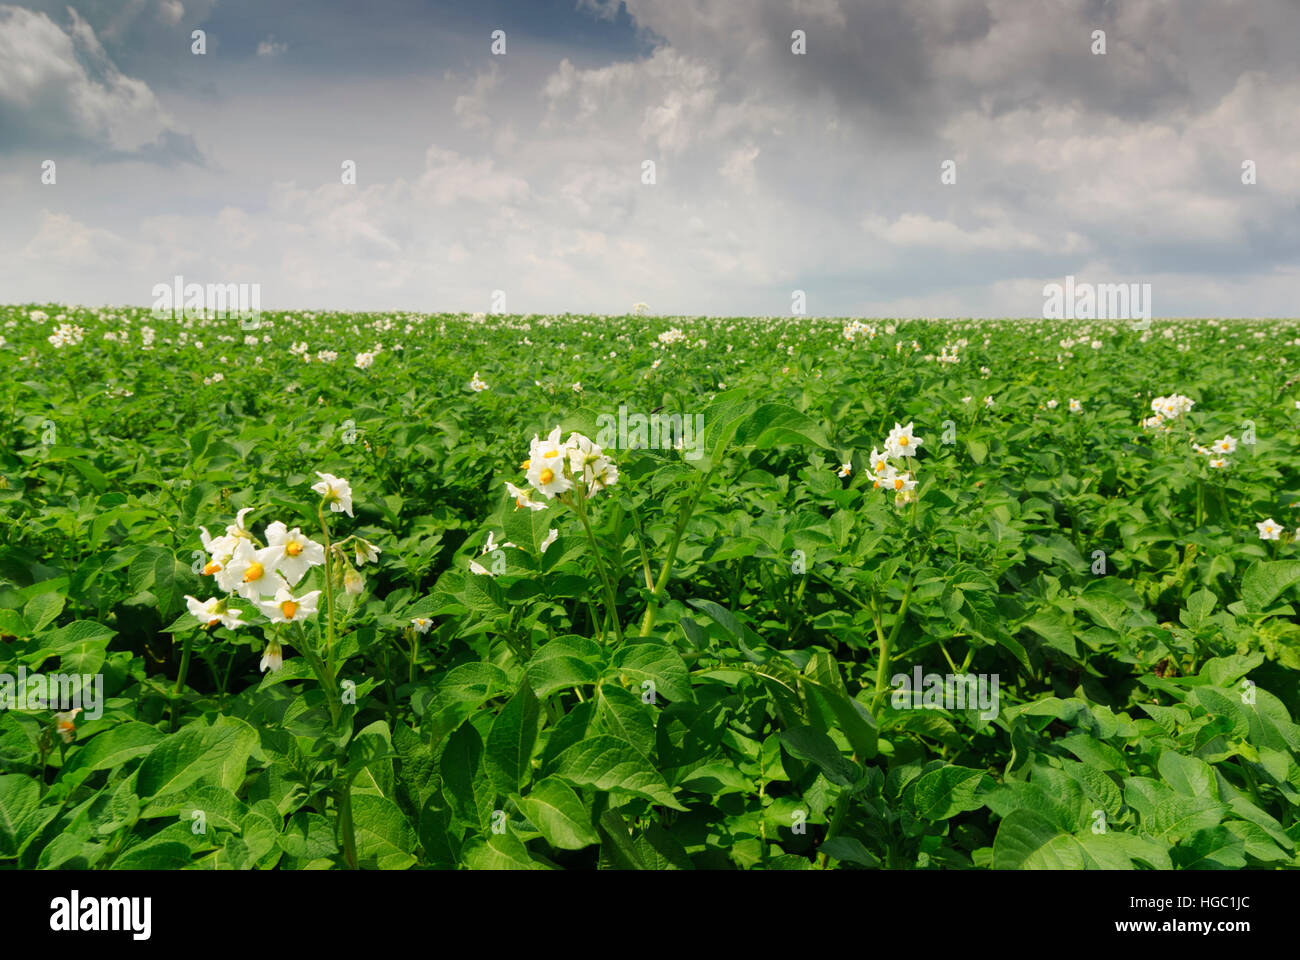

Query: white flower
left=184, top=595, right=244, bottom=630
left=1046, top=399, right=1059, bottom=409
left=355, top=351, right=375, bottom=369
left=55, top=708, right=82, bottom=743
left=1209, top=457, right=1228, bottom=469
left=411, top=617, right=434, bottom=634
left=837, top=463, right=852, bottom=478
left=882, top=468, right=918, bottom=495
left=481, top=532, right=516, bottom=555
left=1257, top=518, right=1283, bottom=541
left=220, top=540, right=288, bottom=600
left=256, top=587, right=322, bottom=624
left=470, top=371, right=489, bottom=392
left=868, top=448, right=890, bottom=476
left=264, top=521, right=325, bottom=586
left=984, top=396, right=995, bottom=408
left=260, top=640, right=284, bottom=673
left=1213, top=435, right=1237, bottom=455
left=961, top=396, right=973, bottom=405
left=505, top=480, right=547, bottom=511
left=540, top=529, right=559, bottom=553
left=312, top=472, right=354, bottom=517
left=354, top=540, right=382, bottom=566
left=884, top=422, right=923, bottom=459
left=1068, top=399, right=1083, bottom=413
left=198, top=526, right=239, bottom=575
left=526, top=426, right=574, bottom=498
left=343, top=568, right=364, bottom=595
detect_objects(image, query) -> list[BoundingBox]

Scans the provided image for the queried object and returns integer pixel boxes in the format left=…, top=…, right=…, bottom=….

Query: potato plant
left=1, top=305, right=1298, bottom=870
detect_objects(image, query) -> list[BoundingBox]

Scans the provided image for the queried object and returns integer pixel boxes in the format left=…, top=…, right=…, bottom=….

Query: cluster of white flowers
left=355, top=351, right=376, bottom=369
left=187, top=508, right=325, bottom=671
left=1142, top=393, right=1195, bottom=431
left=866, top=422, right=923, bottom=505
left=316, top=350, right=338, bottom=363
left=657, top=327, right=687, bottom=346
left=843, top=320, right=876, bottom=342
left=47, top=323, right=85, bottom=348
left=185, top=474, right=377, bottom=671
left=1190, top=433, right=1237, bottom=470
left=505, top=426, right=619, bottom=508
left=469, top=371, right=489, bottom=392
left=937, top=343, right=960, bottom=365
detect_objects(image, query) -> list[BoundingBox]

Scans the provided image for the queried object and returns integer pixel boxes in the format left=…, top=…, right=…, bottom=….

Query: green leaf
left=112, top=840, right=193, bottom=870
left=441, top=722, right=494, bottom=831
left=1157, top=751, right=1217, bottom=800
left=351, top=794, right=416, bottom=870
left=551, top=735, right=685, bottom=810
left=484, top=682, right=540, bottom=795
left=778, top=726, right=860, bottom=788
left=1180, top=589, right=1218, bottom=630
left=525, top=636, right=600, bottom=697
left=913, top=765, right=989, bottom=820
left=734, top=404, right=831, bottom=450
left=60, top=722, right=165, bottom=787
left=0, top=775, right=41, bottom=858
left=1241, top=560, right=1300, bottom=613
left=610, top=642, right=692, bottom=703
left=461, top=828, right=549, bottom=870
left=595, top=684, right=656, bottom=758
left=136, top=718, right=258, bottom=800
left=992, top=809, right=1085, bottom=869
left=802, top=652, right=878, bottom=760
left=22, top=592, right=64, bottom=634
left=516, top=777, right=598, bottom=850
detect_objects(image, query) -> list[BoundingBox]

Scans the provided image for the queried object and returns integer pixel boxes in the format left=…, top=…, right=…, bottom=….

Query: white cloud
left=0, top=5, right=185, bottom=154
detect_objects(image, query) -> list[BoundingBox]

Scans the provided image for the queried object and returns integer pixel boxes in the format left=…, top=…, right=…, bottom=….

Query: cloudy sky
left=1, top=0, right=1297, bottom=317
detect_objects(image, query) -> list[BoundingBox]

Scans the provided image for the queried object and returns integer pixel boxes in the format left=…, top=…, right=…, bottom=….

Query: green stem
left=574, top=490, right=623, bottom=645
left=170, top=629, right=195, bottom=732
left=318, top=504, right=339, bottom=675
left=871, top=574, right=915, bottom=715
left=640, top=467, right=714, bottom=637
left=314, top=505, right=357, bottom=868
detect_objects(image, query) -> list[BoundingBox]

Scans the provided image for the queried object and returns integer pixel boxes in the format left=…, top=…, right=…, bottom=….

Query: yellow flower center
left=539, top=468, right=555, bottom=484
left=280, top=600, right=299, bottom=619
left=899, top=436, right=910, bottom=447
left=894, top=477, right=904, bottom=490
left=203, top=561, right=221, bottom=575
left=543, top=449, right=560, bottom=459
left=286, top=541, right=303, bottom=557
left=521, top=459, right=531, bottom=469
left=243, top=562, right=264, bottom=582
